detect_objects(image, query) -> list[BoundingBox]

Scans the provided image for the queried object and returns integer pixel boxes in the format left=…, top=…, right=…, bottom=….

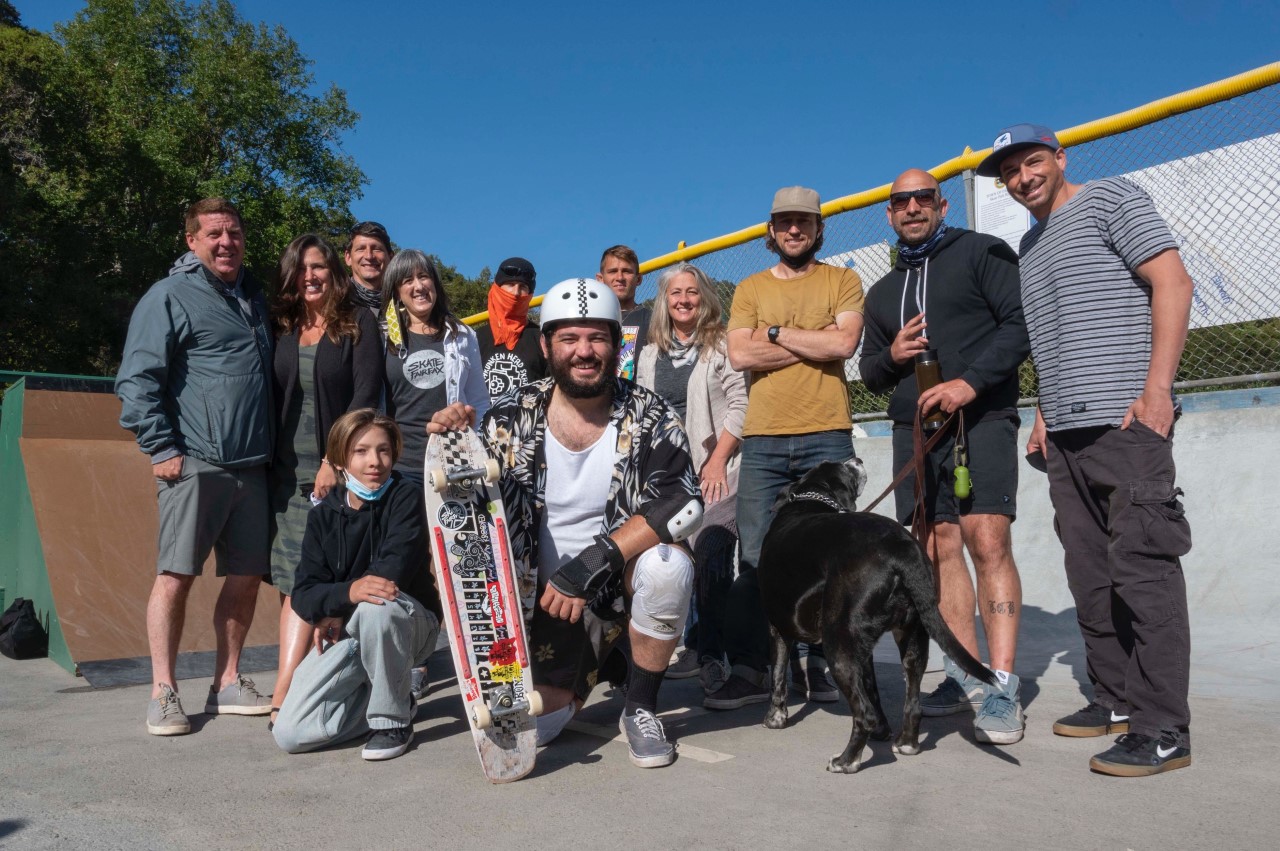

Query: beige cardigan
left=636, top=339, right=748, bottom=530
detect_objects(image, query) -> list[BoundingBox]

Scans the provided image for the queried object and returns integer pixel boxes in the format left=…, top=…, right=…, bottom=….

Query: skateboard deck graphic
left=424, top=428, right=540, bottom=783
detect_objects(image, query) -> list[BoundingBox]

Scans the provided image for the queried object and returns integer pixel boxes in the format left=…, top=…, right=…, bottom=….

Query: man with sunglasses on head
left=703, top=186, right=865, bottom=710
left=980, top=125, right=1194, bottom=776
left=475, top=257, right=547, bottom=403
left=345, top=221, right=394, bottom=317
left=859, top=168, right=1030, bottom=746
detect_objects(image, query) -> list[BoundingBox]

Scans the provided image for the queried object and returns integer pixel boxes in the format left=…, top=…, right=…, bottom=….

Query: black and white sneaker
left=1089, top=733, right=1190, bottom=777
left=619, top=709, right=675, bottom=768
left=1054, top=701, right=1129, bottom=737
left=361, top=725, right=413, bottom=761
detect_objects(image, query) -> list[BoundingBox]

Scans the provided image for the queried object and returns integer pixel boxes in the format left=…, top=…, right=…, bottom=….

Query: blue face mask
left=345, top=471, right=392, bottom=502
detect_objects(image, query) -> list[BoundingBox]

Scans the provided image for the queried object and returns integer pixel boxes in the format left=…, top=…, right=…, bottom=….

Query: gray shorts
left=892, top=414, right=1019, bottom=525
left=155, top=456, right=269, bottom=576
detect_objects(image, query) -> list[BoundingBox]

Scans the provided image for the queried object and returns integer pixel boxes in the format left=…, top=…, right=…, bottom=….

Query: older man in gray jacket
left=117, top=198, right=275, bottom=736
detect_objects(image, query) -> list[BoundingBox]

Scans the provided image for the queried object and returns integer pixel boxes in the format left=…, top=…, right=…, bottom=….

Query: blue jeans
left=722, top=431, right=854, bottom=672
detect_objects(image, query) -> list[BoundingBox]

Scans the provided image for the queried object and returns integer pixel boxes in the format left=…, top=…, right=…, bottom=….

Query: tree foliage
left=435, top=260, right=491, bottom=322
left=0, top=0, right=365, bottom=375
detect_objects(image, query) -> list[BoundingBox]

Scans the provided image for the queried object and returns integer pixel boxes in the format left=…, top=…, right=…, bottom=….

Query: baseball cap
left=494, top=256, right=536, bottom=288
left=770, top=186, right=822, bottom=217
left=975, top=124, right=1062, bottom=178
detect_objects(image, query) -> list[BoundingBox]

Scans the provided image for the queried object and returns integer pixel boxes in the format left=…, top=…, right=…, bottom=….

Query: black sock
left=624, top=662, right=665, bottom=716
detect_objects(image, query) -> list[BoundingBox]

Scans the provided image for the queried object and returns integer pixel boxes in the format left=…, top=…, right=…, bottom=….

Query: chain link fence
left=629, top=71, right=1280, bottom=417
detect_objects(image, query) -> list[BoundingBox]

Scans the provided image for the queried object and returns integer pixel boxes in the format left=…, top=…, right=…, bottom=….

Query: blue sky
left=18, top=1, right=1280, bottom=290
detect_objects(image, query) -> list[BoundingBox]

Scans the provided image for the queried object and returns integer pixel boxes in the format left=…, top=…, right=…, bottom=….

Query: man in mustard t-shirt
left=704, top=186, right=865, bottom=710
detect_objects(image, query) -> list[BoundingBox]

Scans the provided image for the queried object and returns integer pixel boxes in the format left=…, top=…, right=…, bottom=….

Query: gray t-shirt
left=1018, top=177, right=1177, bottom=430
left=652, top=347, right=697, bottom=421
left=385, top=329, right=447, bottom=473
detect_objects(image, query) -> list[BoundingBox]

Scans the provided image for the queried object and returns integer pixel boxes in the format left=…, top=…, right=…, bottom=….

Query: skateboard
left=424, top=428, right=542, bottom=783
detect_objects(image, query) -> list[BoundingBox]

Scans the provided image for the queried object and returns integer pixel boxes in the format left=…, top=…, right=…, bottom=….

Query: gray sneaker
left=920, top=657, right=985, bottom=717
left=974, top=671, right=1025, bottom=745
left=410, top=665, right=430, bottom=702
left=362, top=725, right=413, bottom=761
left=666, top=647, right=701, bottom=679
left=699, top=655, right=730, bottom=695
left=146, top=683, right=191, bottom=736
left=619, top=708, right=675, bottom=768
left=204, top=675, right=272, bottom=716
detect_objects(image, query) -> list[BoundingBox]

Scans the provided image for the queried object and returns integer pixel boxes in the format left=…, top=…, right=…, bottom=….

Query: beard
left=548, top=346, right=619, bottom=399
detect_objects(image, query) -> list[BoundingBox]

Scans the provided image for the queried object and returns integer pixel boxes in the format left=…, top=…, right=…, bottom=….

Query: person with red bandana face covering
left=474, top=257, right=548, bottom=403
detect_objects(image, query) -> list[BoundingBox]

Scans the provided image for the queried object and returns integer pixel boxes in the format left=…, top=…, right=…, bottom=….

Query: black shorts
left=891, top=414, right=1020, bottom=525
left=528, top=590, right=626, bottom=704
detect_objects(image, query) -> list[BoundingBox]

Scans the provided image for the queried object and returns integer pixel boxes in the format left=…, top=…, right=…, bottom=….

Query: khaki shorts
left=155, top=456, right=269, bottom=576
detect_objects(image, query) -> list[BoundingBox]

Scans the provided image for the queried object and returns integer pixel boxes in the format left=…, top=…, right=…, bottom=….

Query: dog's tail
left=898, top=540, right=996, bottom=687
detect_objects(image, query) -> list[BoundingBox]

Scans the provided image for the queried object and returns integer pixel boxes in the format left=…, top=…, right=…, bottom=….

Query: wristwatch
left=767, top=325, right=781, bottom=344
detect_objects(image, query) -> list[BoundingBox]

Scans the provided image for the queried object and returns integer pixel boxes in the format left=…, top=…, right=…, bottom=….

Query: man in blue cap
left=978, top=125, right=1195, bottom=776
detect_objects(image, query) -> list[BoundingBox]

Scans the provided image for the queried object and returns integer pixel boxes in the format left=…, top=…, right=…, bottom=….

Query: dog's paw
left=826, top=754, right=863, bottom=774
left=763, top=708, right=789, bottom=730
left=892, top=741, right=921, bottom=756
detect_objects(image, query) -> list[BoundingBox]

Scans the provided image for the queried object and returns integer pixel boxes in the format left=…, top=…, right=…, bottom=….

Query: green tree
left=435, top=259, right=491, bottom=322
left=0, top=0, right=364, bottom=375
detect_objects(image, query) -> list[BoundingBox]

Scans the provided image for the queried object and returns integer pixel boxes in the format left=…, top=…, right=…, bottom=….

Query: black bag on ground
left=0, top=597, right=49, bottom=660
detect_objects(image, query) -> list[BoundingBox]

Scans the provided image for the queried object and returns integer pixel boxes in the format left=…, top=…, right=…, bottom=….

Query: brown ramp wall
left=18, top=385, right=278, bottom=682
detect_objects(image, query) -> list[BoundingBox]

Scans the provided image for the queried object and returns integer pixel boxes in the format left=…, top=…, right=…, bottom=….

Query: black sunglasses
left=500, top=263, right=529, bottom=277
left=889, top=189, right=940, bottom=211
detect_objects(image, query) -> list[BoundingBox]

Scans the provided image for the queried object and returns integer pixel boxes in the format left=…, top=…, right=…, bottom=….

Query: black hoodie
left=291, top=474, right=443, bottom=624
left=859, top=228, right=1030, bottom=425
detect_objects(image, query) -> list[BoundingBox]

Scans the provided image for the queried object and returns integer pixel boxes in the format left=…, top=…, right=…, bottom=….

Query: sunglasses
left=889, top=189, right=941, bottom=211
left=500, top=263, right=531, bottom=279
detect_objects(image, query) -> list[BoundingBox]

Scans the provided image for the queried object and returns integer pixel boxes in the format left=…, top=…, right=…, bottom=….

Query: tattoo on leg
left=988, top=600, right=1016, bottom=616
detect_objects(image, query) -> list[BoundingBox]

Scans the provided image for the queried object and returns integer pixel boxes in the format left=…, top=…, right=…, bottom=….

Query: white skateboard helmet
left=539, top=277, right=622, bottom=335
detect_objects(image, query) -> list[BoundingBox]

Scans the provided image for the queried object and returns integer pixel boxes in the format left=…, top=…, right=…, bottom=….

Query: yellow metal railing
left=462, top=50, right=1280, bottom=418
left=464, top=62, right=1279, bottom=327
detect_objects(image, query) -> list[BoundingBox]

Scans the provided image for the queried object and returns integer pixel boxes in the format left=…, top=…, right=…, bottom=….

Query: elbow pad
left=549, top=534, right=625, bottom=599
left=640, top=495, right=704, bottom=543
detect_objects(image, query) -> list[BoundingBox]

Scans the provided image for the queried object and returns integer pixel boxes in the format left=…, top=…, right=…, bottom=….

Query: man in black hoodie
left=859, top=168, right=1030, bottom=746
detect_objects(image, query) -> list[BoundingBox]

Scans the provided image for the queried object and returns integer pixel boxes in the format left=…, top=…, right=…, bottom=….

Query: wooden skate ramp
left=3, top=379, right=278, bottom=686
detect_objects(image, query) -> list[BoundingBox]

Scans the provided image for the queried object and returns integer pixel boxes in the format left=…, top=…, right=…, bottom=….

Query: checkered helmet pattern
left=539, top=277, right=622, bottom=332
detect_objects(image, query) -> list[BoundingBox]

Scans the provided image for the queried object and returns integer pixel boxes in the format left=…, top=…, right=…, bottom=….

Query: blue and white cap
left=975, top=123, right=1061, bottom=178
left=539, top=277, right=622, bottom=332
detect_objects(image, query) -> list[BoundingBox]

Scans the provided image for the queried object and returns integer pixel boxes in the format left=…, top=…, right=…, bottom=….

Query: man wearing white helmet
left=429, top=277, right=702, bottom=769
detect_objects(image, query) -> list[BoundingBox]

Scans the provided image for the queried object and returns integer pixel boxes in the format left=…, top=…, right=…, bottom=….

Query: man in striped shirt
left=979, top=124, right=1195, bottom=777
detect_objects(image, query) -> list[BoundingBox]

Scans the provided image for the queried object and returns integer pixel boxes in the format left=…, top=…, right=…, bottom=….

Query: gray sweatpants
left=273, top=594, right=440, bottom=754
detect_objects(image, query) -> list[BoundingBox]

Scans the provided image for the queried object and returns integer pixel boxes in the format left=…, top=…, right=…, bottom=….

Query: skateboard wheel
left=472, top=703, right=492, bottom=729
left=429, top=467, right=449, bottom=493
left=526, top=691, right=543, bottom=717
left=483, top=459, right=501, bottom=484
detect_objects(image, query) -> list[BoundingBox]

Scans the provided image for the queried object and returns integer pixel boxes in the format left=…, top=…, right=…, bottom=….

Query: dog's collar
left=788, top=491, right=847, bottom=513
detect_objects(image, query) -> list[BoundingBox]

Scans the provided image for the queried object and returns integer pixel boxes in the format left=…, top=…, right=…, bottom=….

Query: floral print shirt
left=482, top=377, right=700, bottom=620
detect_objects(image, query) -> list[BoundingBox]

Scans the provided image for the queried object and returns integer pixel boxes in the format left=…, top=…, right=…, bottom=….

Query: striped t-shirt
left=1018, top=177, right=1177, bottom=430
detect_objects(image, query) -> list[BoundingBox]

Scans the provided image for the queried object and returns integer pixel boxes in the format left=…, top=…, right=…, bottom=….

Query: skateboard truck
left=471, top=684, right=543, bottom=730
left=429, top=459, right=502, bottom=493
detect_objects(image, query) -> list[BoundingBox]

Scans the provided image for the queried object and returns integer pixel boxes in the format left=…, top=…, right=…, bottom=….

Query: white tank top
left=538, top=424, right=617, bottom=585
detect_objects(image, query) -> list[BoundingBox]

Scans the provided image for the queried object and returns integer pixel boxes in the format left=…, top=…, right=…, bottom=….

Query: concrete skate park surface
left=1, top=388, right=1277, bottom=848
left=2, top=651, right=1278, bottom=850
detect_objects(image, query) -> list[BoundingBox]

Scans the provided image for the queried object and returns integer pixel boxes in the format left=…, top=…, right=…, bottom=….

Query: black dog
left=758, top=458, right=994, bottom=773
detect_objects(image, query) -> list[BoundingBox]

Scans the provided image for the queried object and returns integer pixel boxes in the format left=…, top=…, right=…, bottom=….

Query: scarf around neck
left=349, top=281, right=382, bottom=312
left=896, top=223, right=949, bottom=267
left=666, top=335, right=699, bottom=367
left=487, top=284, right=531, bottom=350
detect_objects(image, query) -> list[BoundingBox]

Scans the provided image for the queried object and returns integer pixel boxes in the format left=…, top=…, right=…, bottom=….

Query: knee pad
left=629, top=544, right=694, bottom=641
